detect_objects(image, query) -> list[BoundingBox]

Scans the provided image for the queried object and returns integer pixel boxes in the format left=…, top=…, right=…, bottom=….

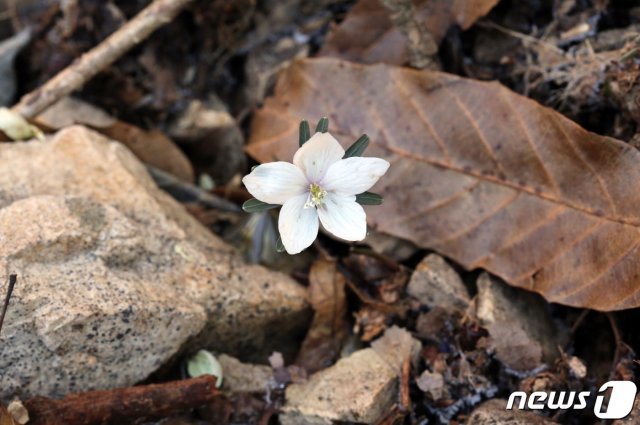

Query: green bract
left=186, top=349, right=223, bottom=388
left=242, top=198, right=279, bottom=213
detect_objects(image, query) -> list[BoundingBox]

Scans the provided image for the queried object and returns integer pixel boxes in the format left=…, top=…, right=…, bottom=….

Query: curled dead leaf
left=248, top=57, right=640, bottom=311
left=0, top=404, right=17, bottom=425
left=295, top=259, right=348, bottom=373
left=320, top=0, right=501, bottom=65
left=36, top=97, right=194, bottom=182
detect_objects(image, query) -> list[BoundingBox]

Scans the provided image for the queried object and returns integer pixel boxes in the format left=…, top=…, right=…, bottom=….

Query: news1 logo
left=506, top=381, right=638, bottom=419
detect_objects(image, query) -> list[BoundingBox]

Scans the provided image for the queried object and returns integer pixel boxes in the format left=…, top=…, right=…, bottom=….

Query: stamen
left=305, top=183, right=327, bottom=208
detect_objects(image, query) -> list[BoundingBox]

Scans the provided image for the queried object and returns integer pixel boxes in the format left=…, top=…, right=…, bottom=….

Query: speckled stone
left=0, top=126, right=309, bottom=400
left=217, top=354, right=272, bottom=393
left=475, top=273, right=562, bottom=372
left=280, top=349, right=397, bottom=425
left=280, top=327, right=420, bottom=425
left=407, top=254, right=470, bottom=312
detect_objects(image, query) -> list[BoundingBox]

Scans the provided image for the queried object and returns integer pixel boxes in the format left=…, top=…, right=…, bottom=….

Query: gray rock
left=356, top=230, right=418, bottom=262
left=168, top=98, right=246, bottom=185
left=475, top=273, right=563, bottom=372
left=218, top=354, right=272, bottom=394
left=407, top=254, right=470, bottom=311
left=36, top=97, right=195, bottom=182
left=243, top=37, right=309, bottom=111
left=468, top=399, right=557, bottom=424
left=0, top=126, right=309, bottom=399
left=281, top=327, right=420, bottom=425
left=416, top=370, right=445, bottom=400
left=370, top=325, right=421, bottom=374
left=280, top=349, right=397, bottom=425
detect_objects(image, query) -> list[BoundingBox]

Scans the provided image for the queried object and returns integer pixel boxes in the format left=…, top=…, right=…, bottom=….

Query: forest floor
left=2, top=0, right=640, bottom=424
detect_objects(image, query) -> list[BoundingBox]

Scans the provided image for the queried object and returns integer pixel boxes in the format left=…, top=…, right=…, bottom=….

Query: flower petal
left=293, top=132, right=345, bottom=182
left=242, top=162, right=307, bottom=204
left=322, top=157, right=390, bottom=196
left=279, top=193, right=319, bottom=254
left=317, top=193, right=367, bottom=241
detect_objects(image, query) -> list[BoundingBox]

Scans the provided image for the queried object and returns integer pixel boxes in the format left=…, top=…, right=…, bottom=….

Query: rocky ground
left=1, top=1, right=640, bottom=424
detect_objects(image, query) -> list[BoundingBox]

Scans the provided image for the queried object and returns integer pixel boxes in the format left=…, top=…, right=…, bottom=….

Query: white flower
left=243, top=132, right=390, bottom=254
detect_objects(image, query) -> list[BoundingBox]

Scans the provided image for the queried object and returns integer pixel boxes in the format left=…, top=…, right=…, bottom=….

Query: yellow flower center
left=305, top=183, right=327, bottom=208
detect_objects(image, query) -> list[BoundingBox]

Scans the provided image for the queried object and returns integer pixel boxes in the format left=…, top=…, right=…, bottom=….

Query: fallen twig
left=12, top=0, right=194, bottom=119
left=400, top=356, right=411, bottom=412
left=606, top=312, right=631, bottom=381
left=0, top=274, right=16, bottom=336
left=147, top=165, right=241, bottom=213
left=569, top=309, right=590, bottom=334
left=23, top=375, right=219, bottom=425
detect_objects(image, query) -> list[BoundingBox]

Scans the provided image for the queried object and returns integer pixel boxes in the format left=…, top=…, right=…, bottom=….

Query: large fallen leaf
left=248, top=58, right=640, bottom=311
left=320, top=0, right=501, bottom=65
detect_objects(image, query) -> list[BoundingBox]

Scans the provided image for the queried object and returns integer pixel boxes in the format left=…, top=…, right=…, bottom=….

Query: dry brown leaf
left=320, top=0, right=501, bottom=65
left=449, top=0, right=502, bottom=30
left=320, top=0, right=409, bottom=66
left=248, top=57, right=640, bottom=311
left=36, top=97, right=194, bottom=182
left=0, top=405, right=17, bottom=425
left=101, top=123, right=195, bottom=183
left=353, top=306, right=388, bottom=341
left=295, top=259, right=348, bottom=373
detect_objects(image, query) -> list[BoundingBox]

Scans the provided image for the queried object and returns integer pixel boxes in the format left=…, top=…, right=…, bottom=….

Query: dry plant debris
left=249, top=57, right=640, bottom=311
left=320, top=0, right=501, bottom=66
left=3, top=0, right=640, bottom=424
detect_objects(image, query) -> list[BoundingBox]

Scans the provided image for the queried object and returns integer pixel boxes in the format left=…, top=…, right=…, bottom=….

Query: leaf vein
left=549, top=113, right=617, bottom=215
left=394, top=78, right=453, bottom=163
left=433, top=190, right=520, bottom=247
left=468, top=204, right=565, bottom=269
left=498, top=90, right=561, bottom=195
left=517, top=220, right=604, bottom=284
left=443, top=85, right=505, bottom=175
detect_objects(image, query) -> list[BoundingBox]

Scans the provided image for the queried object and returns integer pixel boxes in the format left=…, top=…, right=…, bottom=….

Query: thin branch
left=23, top=375, right=220, bottom=425
left=12, top=0, right=194, bottom=119
left=312, top=239, right=332, bottom=261
left=147, top=165, right=241, bottom=213
left=0, top=274, right=16, bottom=336
left=400, top=356, right=411, bottom=412
left=606, top=312, right=626, bottom=380
left=570, top=309, right=590, bottom=334
left=477, top=21, right=565, bottom=56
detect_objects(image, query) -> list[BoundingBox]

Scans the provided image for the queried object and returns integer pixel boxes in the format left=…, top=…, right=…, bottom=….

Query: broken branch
left=12, top=0, right=194, bottom=119
left=0, top=274, right=16, bottom=336
left=23, top=375, right=219, bottom=425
